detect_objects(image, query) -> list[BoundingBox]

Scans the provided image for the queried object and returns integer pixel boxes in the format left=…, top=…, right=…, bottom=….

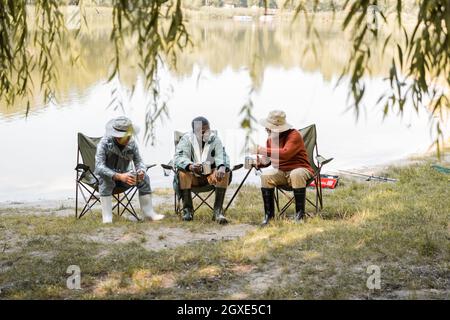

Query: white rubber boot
left=139, top=194, right=165, bottom=221
left=100, top=196, right=113, bottom=224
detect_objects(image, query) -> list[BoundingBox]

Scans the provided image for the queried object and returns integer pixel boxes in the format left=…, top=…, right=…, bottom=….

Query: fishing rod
left=338, top=170, right=398, bottom=182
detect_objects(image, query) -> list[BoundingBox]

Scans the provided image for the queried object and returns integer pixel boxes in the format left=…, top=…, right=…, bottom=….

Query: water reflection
left=0, top=17, right=395, bottom=117
left=0, top=19, right=441, bottom=202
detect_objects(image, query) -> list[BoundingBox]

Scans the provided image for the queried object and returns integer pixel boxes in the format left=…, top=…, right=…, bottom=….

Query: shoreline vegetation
left=1, top=5, right=421, bottom=117
left=53, top=3, right=421, bottom=22
left=0, top=151, right=448, bottom=299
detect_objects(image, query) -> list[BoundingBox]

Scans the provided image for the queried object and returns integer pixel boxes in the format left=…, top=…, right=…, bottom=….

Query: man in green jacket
left=174, top=116, right=230, bottom=224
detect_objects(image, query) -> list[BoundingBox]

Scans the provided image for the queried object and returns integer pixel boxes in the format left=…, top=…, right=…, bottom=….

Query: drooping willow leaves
left=109, top=0, right=190, bottom=144
left=239, top=0, right=449, bottom=154
left=0, top=0, right=189, bottom=144
left=333, top=0, right=448, bottom=154
left=0, top=0, right=448, bottom=153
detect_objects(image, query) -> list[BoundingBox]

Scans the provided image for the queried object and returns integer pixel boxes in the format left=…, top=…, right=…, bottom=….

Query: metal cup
left=129, top=170, right=138, bottom=185
left=202, top=161, right=212, bottom=175
left=244, top=156, right=256, bottom=169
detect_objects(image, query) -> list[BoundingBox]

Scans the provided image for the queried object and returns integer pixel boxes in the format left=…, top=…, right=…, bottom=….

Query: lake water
left=0, top=18, right=444, bottom=202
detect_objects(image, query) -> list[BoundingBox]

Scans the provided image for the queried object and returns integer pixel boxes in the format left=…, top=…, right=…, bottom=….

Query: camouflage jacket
left=94, top=136, right=146, bottom=179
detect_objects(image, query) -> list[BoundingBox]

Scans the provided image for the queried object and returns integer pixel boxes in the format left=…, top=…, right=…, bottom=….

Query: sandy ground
left=85, top=223, right=256, bottom=252
left=0, top=187, right=256, bottom=254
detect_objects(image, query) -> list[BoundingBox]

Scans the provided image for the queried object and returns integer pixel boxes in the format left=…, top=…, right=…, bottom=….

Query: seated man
left=251, top=110, right=313, bottom=226
left=95, top=116, right=164, bottom=223
left=174, top=116, right=230, bottom=224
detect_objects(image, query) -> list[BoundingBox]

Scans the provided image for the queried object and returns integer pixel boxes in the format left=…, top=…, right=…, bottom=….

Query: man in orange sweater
left=252, top=110, right=313, bottom=226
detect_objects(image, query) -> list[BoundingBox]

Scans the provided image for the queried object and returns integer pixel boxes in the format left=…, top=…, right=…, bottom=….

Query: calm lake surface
left=0, top=17, right=443, bottom=202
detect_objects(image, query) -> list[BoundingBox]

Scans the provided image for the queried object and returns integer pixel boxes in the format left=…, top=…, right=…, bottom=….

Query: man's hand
left=115, top=173, right=137, bottom=185
left=215, top=166, right=226, bottom=181
left=189, top=164, right=203, bottom=175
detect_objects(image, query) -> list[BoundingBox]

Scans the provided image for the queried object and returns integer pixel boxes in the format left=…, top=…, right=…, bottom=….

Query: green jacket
left=174, top=131, right=230, bottom=171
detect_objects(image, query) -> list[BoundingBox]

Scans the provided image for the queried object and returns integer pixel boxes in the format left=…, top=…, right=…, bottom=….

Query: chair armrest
left=75, top=163, right=90, bottom=172
left=317, top=155, right=333, bottom=166
left=145, top=164, right=157, bottom=171
left=231, top=164, right=243, bottom=171
left=161, top=163, right=175, bottom=171
left=75, top=163, right=99, bottom=184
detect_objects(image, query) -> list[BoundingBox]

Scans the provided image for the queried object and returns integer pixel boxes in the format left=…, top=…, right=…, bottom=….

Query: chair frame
left=273, top=125, right=333, bottom=218
left=74, top=133, right=155, bottom=221
left=162, top=163, right=250, bottom=216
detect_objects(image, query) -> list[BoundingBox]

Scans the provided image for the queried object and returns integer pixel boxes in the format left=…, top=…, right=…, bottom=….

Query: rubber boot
left=293, top=188, right=306, bottom=223
left=181, top=189, right=194, bottom=221
left=100, top=196, right=113, bottom=224
left=212, top=187, right=228, bottom=224
left=139, top=193, right=165, bottom=221
left=261, top=188, right=275, bottom=226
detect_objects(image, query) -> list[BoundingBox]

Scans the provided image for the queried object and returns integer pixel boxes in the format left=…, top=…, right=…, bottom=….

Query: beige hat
left=259, top=110, right=293, bottom=133
left=105, top=116, right=140, bottom=138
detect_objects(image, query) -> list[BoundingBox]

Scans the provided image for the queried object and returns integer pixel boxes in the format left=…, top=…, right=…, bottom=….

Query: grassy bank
left=0, top=162, right=449, bottom=299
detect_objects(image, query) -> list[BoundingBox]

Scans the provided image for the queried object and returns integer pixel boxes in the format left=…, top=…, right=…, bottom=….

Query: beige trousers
left=260, top=168, right=313, bottom=189
left=179, top=169, right=230, bottom=190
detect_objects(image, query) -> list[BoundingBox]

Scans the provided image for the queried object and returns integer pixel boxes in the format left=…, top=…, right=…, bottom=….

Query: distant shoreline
left=42, top=4, right=419, bottom=23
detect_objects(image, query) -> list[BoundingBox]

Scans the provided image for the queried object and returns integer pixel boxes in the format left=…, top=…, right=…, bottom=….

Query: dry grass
left=0, top=161, right=449, bottom=299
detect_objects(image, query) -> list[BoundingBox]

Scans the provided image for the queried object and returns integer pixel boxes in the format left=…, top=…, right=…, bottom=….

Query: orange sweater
left=259, top=129, right=313, bottom=174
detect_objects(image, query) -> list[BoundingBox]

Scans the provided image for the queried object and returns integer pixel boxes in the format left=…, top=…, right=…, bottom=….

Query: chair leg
left=306, top=197, right=316, bottom=207
left=113, top=190, right=140, bottom=221
left=278, top=197, right=294, bottom=218
left=123, top=198, right=140, bottom=221
left=275, top=188, right=281, bottom=213
left=126, top=190, right=139, bottom=219
left=315, top=181, right=319, bottom=214
left=120, top=188, right=138, bottom=216
left=317, top=181, right=324, bottom=218
left=305, top=183, right=316, bottom=214
left=318, top=180, right=324, bottom=210
left=174, top=191, right=178, bottom=215
left=276, top=189, right=295, bottom=218
left=224, top=167, right=253, bottom=213
left=75, top=180, right=79, bottom=219
left=78, top=193, right=99, bottom=219
left=121, top=204, right=139, bottom=219
left=112, top=194, right=120, bottom=214
left=79, top=198, right=99, bottom=219
left=77, top=184, right=99, bottom=219
left=193, top=190, right=215, bottom=212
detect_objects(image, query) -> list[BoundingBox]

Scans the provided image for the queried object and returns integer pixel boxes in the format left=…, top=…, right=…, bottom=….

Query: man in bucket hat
left=250, top=110, right=313, bottom=226
left=95, top=116, right=164, bottom=223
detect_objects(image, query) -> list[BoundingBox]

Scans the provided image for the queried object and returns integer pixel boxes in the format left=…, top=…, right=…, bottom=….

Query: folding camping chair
left=75, top=133, right=156, bottom=220
left=274, top=124, right=333, bottom=218
left=161, top=131, right=252, bottom=216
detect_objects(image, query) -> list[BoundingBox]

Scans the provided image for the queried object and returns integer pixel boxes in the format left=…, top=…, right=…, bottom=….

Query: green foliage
left=0, top=0, right=189, bottom=114
left=0, top=1, right=67, bottom=114
left=0, top=1, right=448, bottom=151
left=333, top=0, right=449, bottom=153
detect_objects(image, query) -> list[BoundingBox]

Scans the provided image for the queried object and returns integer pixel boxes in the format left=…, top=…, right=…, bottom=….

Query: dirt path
left=83, top=223, right=256, bottom=253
